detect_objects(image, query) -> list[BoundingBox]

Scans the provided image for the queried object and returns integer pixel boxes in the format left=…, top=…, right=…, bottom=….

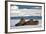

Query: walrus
left=23, top=19, right=38, bottom=25
left=15, top=17, right=25, bottom=26
left=15, top=18, right=38, bottom=26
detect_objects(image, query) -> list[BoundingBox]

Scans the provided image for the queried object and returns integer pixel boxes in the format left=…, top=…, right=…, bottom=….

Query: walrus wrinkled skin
left=15, top=18, right=39, bottom=26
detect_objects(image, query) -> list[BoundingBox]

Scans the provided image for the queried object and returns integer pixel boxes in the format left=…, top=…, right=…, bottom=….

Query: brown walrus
left=15, top=17, right=38, bottom=26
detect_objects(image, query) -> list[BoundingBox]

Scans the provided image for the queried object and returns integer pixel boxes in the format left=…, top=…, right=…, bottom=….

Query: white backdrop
left=0, top=0, right=46, bottom=34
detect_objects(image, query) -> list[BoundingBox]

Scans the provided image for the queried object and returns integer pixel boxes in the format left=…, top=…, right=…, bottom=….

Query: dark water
left=16, top=5, right=42, bottom=9
left=10, top=16, right=42, bottom=20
